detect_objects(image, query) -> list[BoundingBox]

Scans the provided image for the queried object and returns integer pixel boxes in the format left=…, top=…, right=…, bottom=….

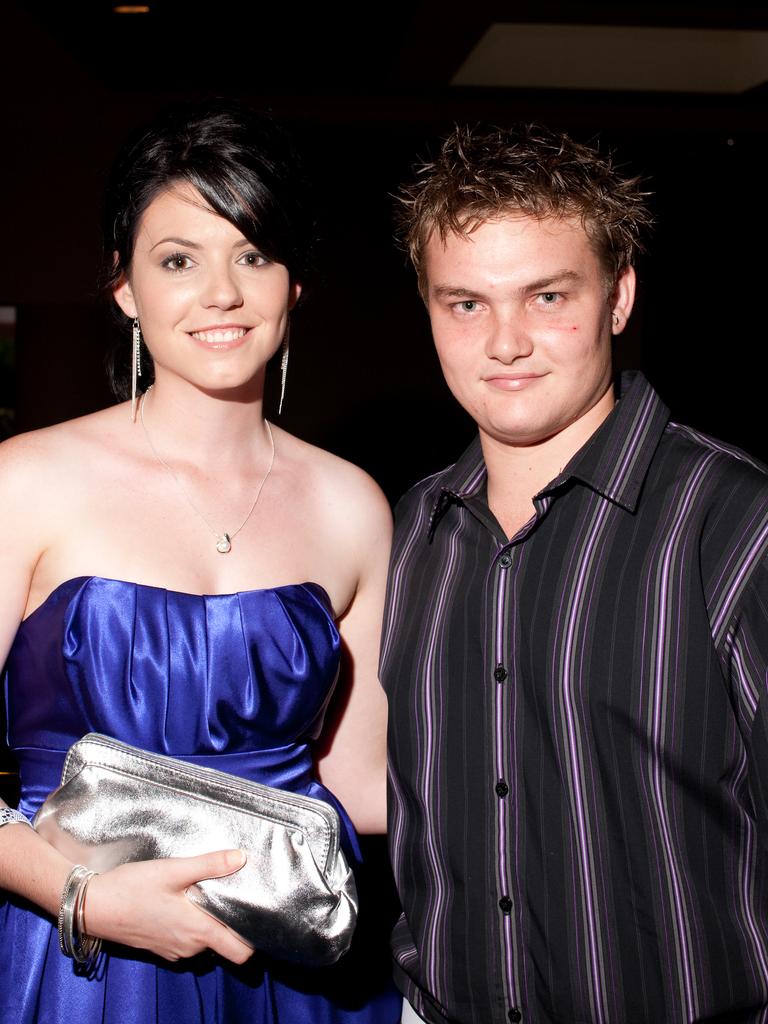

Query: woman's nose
left=201, top=265, right=243, bottom=310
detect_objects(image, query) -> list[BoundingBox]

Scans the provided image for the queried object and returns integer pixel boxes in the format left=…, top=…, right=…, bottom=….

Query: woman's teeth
left=190, top=328, right=248, bottom=343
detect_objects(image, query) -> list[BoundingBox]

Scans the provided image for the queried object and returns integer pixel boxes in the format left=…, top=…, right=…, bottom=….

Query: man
left=380, top=124, right=768, bottom=1024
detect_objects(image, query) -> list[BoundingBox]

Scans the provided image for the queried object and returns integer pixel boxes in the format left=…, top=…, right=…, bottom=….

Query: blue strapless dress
left=0, top=577, right=400, bottom=1023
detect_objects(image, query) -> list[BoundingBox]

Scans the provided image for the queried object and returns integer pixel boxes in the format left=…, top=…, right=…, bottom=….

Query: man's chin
left=479, top=421, right=555, bottom=450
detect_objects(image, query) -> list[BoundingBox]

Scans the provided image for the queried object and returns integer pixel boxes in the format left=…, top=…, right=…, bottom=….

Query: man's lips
left=483, top=373, right=545, bottom=391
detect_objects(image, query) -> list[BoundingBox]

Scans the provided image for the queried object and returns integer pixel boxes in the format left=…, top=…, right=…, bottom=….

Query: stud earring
left=131, top=317, right=142, bottom=422
left=278, top=327, right=290, bottom=416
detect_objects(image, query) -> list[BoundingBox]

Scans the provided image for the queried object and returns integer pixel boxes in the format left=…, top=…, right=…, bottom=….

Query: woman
left=0, top=103, right=400, bottom=1022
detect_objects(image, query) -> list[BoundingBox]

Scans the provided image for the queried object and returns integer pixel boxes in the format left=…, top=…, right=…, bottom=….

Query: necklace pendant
left=216, top=534, right=232, bottom=554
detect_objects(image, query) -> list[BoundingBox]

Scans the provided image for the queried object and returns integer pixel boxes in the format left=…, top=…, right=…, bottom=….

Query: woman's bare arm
left=0, top=433, right=252, bottom=963
left=315, top=466, right=393, bottom=833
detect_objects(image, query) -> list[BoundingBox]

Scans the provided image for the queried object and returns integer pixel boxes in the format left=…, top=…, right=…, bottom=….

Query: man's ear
left=610, top=266, right=636, bottom=335
left=113, top=268, right=137, bottom=320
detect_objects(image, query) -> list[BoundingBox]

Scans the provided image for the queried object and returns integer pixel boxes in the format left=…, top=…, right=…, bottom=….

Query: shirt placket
left=489, top=499, right=552, bottom=1024
left=492, top=539, right=526, bottom=1023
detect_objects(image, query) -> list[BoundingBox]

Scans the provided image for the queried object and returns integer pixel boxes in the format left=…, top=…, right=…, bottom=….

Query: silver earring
left=131, top=318, right=142, bottom=422
left=278, top=328, right=289, bottom=416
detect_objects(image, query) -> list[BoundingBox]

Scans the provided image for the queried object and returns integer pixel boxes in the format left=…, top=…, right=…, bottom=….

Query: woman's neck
left=136, top=376, right=273, bottom=471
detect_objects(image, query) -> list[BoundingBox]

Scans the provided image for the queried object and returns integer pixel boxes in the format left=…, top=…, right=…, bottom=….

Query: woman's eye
left=238, top=251, right=268, bottom=267
left=161, top=252, right=193, bottom=272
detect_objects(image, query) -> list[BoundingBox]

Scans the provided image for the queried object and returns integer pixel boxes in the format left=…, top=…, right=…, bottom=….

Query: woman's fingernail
left=228, top=849, right=246, bottom=869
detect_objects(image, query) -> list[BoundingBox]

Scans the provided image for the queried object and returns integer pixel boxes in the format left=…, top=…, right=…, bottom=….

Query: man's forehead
left=423, top=213, right=598, bottom=287
left=427, top=210, right=589, bottom=249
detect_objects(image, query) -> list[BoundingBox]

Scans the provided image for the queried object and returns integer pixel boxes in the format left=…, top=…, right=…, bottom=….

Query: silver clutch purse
left=33, top=733, right=358, bottom=966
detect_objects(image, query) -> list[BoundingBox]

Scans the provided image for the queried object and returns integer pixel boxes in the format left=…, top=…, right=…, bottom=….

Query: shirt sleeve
left=722, top=556, right=768, bottom=849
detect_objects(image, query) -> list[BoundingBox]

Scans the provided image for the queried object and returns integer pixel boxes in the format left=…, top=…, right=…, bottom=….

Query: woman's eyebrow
left=149, top=236, right=200, bottom=252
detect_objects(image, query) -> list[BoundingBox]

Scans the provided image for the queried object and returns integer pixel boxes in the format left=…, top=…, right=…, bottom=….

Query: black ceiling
left=3, top=0, right=768, bottom=475
left=19, top=1, right=768, bottom=98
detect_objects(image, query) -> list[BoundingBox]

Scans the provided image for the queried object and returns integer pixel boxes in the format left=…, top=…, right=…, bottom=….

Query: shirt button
left=495, top=779, right=509, bottom=797
left=508, top=1009, right=522, bottom=1022
left=493, top=664, right=508, bottom=682
left=499, top=552, right=512, bottom=568
left=498, top=895, right=513, bottom=913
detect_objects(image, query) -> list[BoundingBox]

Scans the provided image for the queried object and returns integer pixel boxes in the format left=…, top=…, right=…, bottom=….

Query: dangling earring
left=278, top=326, right=290, bottom=416
left=131, top=317, right=142, bottom=422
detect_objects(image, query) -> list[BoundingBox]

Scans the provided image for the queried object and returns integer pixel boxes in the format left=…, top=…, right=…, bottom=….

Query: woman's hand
left=85, top=850, right=253, bottom=963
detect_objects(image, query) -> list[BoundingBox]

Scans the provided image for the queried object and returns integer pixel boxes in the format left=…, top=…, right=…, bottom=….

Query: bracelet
left=0, top=807, right=31, bottom=829
left=58, top=865, right=102, bottom=971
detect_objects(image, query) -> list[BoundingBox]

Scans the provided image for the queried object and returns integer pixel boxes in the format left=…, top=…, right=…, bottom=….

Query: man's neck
left=482, top=387, right=615, bottom=540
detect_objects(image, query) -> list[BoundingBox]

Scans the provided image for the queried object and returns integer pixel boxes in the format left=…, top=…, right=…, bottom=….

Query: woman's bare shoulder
left=0, top=405, right=127, bottom=496
left=275, top=428, right=392, bottom=529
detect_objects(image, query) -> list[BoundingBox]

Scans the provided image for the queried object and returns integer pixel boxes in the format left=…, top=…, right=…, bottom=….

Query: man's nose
left=485, top=313, right=534, bottom=361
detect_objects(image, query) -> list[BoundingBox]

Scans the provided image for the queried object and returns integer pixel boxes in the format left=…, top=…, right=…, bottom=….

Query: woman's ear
left=288, top=279, right=302, bottom=312
left=113, top=262, right=137, bottom=320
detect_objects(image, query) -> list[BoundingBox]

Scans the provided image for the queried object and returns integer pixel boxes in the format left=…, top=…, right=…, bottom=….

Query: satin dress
left=0, top=576, right=400, bottom=1023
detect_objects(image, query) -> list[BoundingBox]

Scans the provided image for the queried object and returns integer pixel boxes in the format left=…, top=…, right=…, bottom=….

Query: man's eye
left=540, top=292, right=560, bottom=304
left=459, top=300, right=478, bottom=312
left=161, top=253, right=192, bottom=272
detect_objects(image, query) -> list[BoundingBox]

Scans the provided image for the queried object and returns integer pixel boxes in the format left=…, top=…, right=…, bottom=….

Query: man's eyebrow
left=524, top=270, right=582, bottom=292
left=431, top=271, right=583, bottom=300
left=431, top=285, right=483, bottom=299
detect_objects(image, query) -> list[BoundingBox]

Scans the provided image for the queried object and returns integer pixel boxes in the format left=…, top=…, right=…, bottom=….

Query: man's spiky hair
left=397, top=124, right=653, bottom=296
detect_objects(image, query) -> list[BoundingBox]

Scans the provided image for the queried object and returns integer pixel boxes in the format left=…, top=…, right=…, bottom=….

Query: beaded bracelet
left=0, top=807, right=31, bottom=828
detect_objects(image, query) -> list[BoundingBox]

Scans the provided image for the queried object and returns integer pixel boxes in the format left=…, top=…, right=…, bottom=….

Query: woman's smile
left=114, top=183, right=296, bottom=393
left=188, top=325, right=252, bottom=349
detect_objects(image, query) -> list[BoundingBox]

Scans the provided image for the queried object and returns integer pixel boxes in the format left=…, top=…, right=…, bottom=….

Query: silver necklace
left=139, top=386, right=275, bottom=554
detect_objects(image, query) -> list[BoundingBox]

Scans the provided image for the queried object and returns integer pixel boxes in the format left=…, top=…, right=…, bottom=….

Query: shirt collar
left=426, top=435, right=486, bottom=540
left=545, top=370, right=669, bottom=511
left=428, top=371, right=669, bottom=537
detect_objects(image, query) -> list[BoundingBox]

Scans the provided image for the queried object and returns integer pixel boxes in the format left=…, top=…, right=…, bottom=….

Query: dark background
left=1, top=2, right=766, bottom=936
left=3, top=2, right=767, bottom=492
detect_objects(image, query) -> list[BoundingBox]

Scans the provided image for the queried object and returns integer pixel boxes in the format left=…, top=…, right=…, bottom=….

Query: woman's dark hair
left=104, top=100, right=315, bottom=398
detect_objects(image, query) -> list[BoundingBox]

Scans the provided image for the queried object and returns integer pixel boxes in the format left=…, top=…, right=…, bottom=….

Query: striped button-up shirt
left=380, top=371, right=768, bottom=1024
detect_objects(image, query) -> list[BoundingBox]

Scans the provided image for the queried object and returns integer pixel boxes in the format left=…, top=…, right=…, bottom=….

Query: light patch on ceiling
left=453, top=24, right=768, bottom=94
